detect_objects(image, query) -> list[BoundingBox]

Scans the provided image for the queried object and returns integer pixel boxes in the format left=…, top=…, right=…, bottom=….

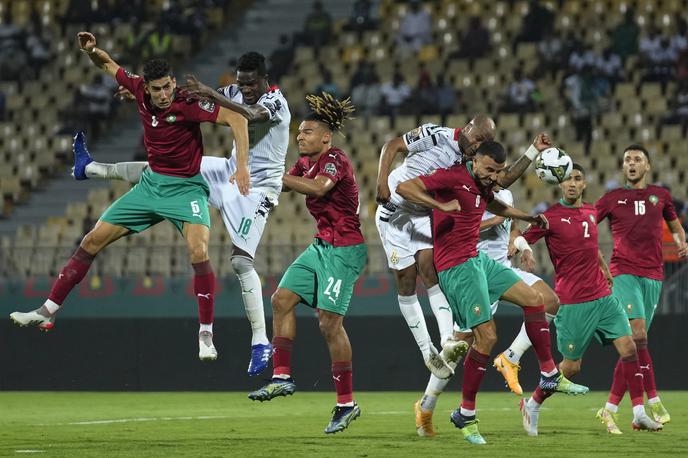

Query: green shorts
left=613, top=274, right=662, bottom=331
left=100, top=168, right=211, bottom=233
left=555, top=294, right=632, bottom=360
left=278, top=239, right=367, bottom=315
left=438, top=251, right=521, bottom=331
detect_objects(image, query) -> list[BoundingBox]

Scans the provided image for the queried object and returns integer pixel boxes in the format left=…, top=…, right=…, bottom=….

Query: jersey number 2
left=582, top=221, right=590, bottom=238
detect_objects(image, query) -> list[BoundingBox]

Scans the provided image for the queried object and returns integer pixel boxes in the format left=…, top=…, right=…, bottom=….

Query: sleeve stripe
left=431, top=135, right=437, bottom=146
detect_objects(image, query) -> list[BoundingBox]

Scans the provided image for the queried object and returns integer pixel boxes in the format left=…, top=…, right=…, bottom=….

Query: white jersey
left=388, top=123, right=464, bottom=213
left=477, top=189, right=513, bottom=266
left=218, top=85, right=291, bottom=194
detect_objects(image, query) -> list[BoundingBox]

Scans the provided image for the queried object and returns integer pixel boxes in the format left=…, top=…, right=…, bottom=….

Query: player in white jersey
left=375, top=114, right=552, bottom=379
left=72, top=53, right=290, bottom=375
left=413, top=188, right=560, bottom=437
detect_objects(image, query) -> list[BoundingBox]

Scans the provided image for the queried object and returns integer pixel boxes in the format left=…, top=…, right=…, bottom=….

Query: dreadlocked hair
left=305, top=92, right=355, bottom=132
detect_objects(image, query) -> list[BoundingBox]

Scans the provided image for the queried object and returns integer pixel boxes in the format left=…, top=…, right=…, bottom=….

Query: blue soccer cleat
left=72, top=131, right=93, bottom=180
left=324, top=403, right=361, bottom=434
left=539, top=372, right=589, bottom=395
left=247, top=343, right=273, bottom=376
left=248, top=378, right=296, bottom=402
left=450, top=409, right=486, bottom=445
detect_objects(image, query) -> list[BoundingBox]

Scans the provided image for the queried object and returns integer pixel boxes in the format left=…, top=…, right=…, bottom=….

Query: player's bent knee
left=561, top=360, right=581, bottom=378
left=231, top=255, right=254, bottom=275
left=395, top=268, right=417, bottom=296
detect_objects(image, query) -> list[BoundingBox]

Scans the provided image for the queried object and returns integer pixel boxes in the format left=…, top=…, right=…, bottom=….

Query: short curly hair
left=143, top=58, right=172, bottom=82
left=237, top=52, right=267, bottom=77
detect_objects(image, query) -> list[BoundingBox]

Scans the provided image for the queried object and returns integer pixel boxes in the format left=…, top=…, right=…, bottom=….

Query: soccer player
left=376, top=119, right=551, bottom=379
left=70, top=52, right=291, bottom=374
left=247, top=93, right=366, bottom=435
left=9, top=32, right=250, bottom=361
left=413, top=186, right=559, bottom=436
left=595, top=144, right=686, bottom=432
left=516, top=164, right=662, bottom=436
left=397, top=141, right=588, bottom=445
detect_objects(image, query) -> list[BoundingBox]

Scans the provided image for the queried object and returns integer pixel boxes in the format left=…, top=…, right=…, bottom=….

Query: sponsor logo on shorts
left=567, top=343, right=575, bottom=353
left=472, top=305, right=482, bottom=316
left=627, top=303, right=633, bottom=312
left=649, top=194, right=659, bottom=205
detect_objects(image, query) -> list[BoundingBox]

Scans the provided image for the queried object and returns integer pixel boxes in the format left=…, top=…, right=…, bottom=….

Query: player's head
left=143, top=58, right=175, bottom=109
left=560, top=163, right=586, bottom=202
left=472, top=140, right=506, bottom=187
left=622, top=144, right=651, bottom=184
left=236, top=52, right=268, bottom=105
left=297, top=92, right=355, bottom=156
left=459, top=114, right=496, bottom=157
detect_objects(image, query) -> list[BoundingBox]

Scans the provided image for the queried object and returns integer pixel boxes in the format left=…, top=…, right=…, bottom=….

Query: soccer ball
left=535, top=147, right=573, bottom=184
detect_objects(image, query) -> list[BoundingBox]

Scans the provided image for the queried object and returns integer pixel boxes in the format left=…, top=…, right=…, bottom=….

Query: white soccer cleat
left=440, top=339, right=469, bottom=365
left=424, top=348, right=454, bottom=379
left=632, top=413, right=663, bottom=432
left=198, top=331, right=218, bottom=361
left=520, top=398, right=539, bottom=436
left=10, top=309, right=55, bottom=331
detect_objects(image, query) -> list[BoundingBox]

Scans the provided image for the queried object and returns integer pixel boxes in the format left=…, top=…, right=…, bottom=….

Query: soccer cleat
left=248, top=378, right=296, bottom=402
left=520, top=399, right=539, bottom=436
left=538, top=372, right=589, bottom=395
left=441, top=339, right=469, bottom=366
left=198, top=331, right=217, bottom=361
left=72, top=131, right=93, bottom=180
left=450, top=409, right=486, bottom=445
left=596, top=407, right=622, bottom=435
left=649, top=401, right=671, bottom=424
left=493, top=352, right=523, bottom=396
left=324, top=403, right=361, bottom=434
left=424, top=348, right=454, bottom=379
left=632, top=413, right=663, bottom=432
left=414, top=400, right=435, bottom=437
left=10, top=309, right=55, bottom=331
left=247, top=343, right=273, bottom=376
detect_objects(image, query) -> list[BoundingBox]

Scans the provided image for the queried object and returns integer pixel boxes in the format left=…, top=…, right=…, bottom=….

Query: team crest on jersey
left=649, top=195, right=659, bottom=206
left=589, top=214, right=595, bottom=223
left=390, top=250, right=399, bottom=265
left=198, top=100, right=215, bottom=112
left=166, top=115, right=176, bottom=123
left=323, top=162, right=337, bottom=176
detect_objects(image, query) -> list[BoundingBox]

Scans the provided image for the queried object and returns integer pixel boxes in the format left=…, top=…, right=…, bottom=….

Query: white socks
left=632, top=404, right=646, bottom=420
left=43, top=299, right=61, bottom=315
left=605, top=402, right=619, bottom=413
left=427, top=284, right=454, bottom=345
left=238, top=269, right=269, bottom=346
left=648, top=397, right=661, bottom=405
left=85, top=161, right=147, bottom=183
left=398, top=294, right=433, bottom=358
left=505, top=313, right=555, bottom=364
left=420, top=373, right=451, bottom=412
left=199, top=323, right=213, bottom=333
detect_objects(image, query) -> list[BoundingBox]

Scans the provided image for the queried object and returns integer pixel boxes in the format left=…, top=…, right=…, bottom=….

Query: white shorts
left=375, top=204, right=432, bottom=270
left=201, top=157, right=278, bottom=257
left=453, top=266, right=543, bottom=333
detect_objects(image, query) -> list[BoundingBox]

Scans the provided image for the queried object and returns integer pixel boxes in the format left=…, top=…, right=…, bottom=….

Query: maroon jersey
left=419, top=162, right=494, bottom=272
left=116, top=67, right=220, bottom=177
left=288, top=147, right=364, bottom=247
left=524, top=201, right=609, bottom=304
left=596, top=186, right=678, bottom=280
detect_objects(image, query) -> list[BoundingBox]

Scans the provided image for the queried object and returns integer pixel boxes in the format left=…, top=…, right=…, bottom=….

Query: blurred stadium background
left=0, top=0, right=686, bottom=393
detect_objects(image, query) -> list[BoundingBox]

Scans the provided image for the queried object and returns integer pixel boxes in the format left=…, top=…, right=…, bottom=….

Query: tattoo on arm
left=498, top=155, right=532, bottom=188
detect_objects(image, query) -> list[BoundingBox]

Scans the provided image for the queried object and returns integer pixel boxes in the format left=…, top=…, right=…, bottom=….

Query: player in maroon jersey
left=595, top=144, right=687, bottom=431
left=396, top=141, right=588, bottom=445
left=9, top=32, right=250, bottom=361
left=248, top=93, right=367, bottom=435
left=517, top=164, right=662, bottom=436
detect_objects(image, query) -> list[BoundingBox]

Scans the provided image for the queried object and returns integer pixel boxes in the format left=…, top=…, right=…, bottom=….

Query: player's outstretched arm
left=598, top=250, right=614, bottom=286
left=487, top=199, right=548, bottom=229
left=282, top=174, right=334, bottom=197
left=667, top=218, right=688, bottom=257
left=77, top=32, right=120, bottom=78
left=215, top=106, right=250, bottom=195
left=497, top=133, right=551, bottom=188
left=182, top=75, right=270, bottom=124
left=396, top=177, right=460, bottom=213
left=376, top=136, right=409, bottom=203
left=480, top=215, right=506, bottom=231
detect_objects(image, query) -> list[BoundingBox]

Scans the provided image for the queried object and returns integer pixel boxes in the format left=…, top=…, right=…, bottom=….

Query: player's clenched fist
left=530, top=213, right=548, bottom=229
left=533, top=133, right=551, bottom=152
left=77, top=32, right=97, bottom=52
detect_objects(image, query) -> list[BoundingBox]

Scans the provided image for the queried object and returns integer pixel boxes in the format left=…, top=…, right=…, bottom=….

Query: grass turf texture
left=1, top=391, right=685, bottom=457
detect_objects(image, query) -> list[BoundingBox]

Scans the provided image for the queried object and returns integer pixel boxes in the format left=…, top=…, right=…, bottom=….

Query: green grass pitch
left=1, top=391, right=685, bottom=457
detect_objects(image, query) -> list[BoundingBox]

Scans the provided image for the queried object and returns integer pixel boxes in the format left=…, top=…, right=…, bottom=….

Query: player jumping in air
left=595, top=145, right=686, bottom=432
left=9, top=32, right=250, bottom=361
left=247, top=93, right=366, bottom=435
left=68, top=52, right=290, bottom=373
left=397, top=141, right=588, bottom=445
left=413, top=186, right=559, bottom=437
left=376, top=118, right=554, bottom=379
left=516, top=164, right=662, bottom=436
